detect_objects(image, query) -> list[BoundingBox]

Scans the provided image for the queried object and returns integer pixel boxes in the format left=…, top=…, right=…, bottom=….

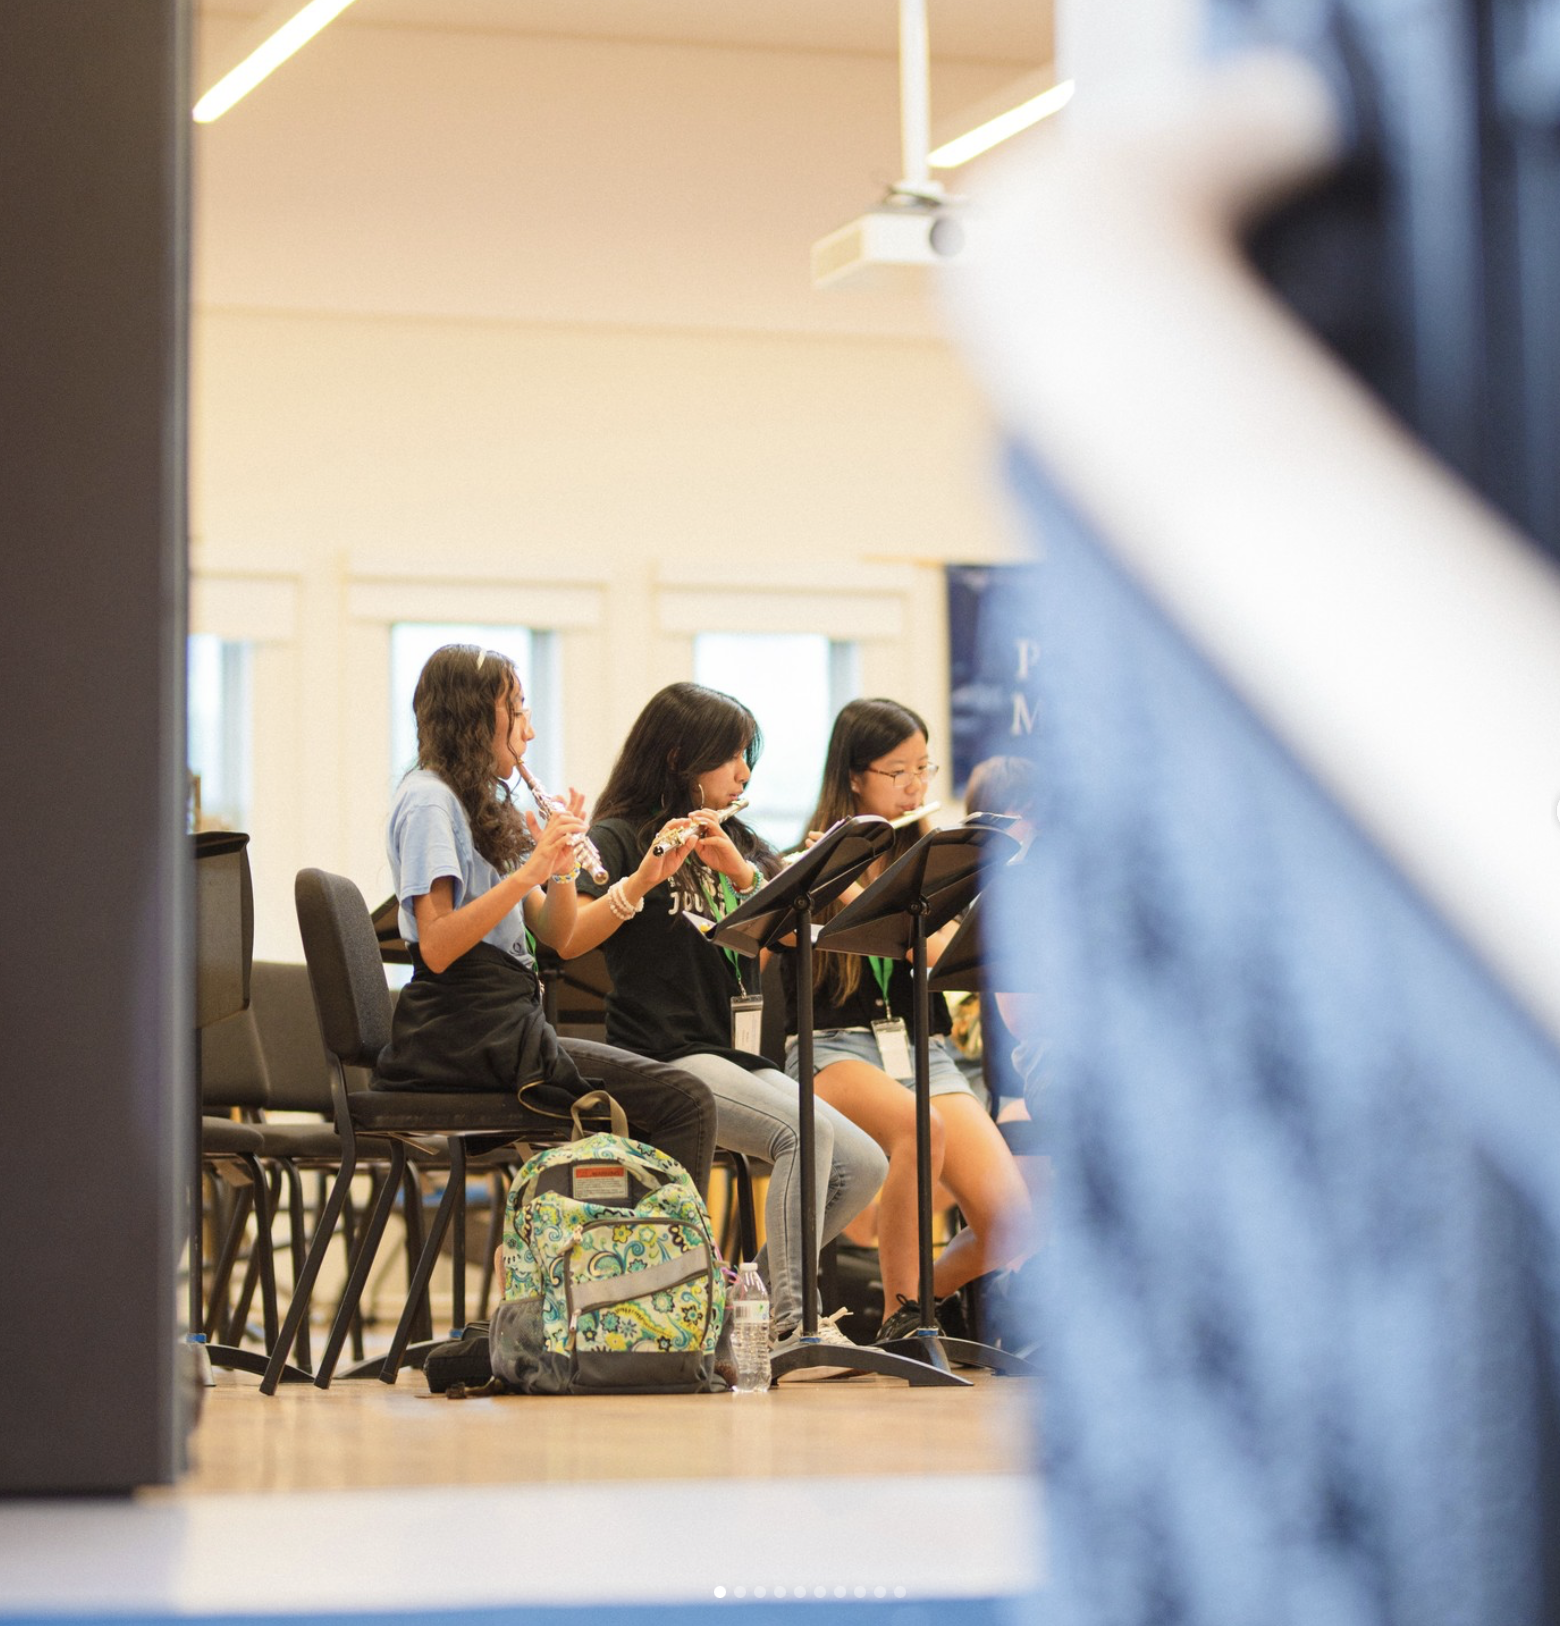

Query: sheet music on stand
left=714, top=816, right=897, bottom=956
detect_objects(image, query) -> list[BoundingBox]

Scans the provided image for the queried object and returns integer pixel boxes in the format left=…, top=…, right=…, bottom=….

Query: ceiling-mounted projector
left=811, top=196, right=970, bottom=291
left=813, top=1, right=975, bottom=291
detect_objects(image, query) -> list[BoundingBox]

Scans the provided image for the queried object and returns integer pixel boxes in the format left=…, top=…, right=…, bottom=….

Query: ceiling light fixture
left=929, top=79, right=1076, bottom=169
left=193, top=0, right=360, bottom=123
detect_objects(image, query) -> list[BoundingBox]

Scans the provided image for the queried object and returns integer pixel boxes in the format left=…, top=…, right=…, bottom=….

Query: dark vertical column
left=0, top=1, right=189, bottom=1491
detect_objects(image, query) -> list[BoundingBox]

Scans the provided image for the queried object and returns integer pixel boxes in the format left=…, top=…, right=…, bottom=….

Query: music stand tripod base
left=880, top=1330, right=1037, bottom=1379
left=771, top=1337, right=972, bottom=1386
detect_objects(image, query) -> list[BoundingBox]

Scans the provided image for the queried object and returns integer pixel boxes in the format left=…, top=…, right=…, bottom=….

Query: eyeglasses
left=863, top=763, right=938, bottom=789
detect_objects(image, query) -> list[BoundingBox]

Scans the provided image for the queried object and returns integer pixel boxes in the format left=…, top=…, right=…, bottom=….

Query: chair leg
left=204, top=1178, right=252, bottom=1341
left=820, top=1236, right=840, bottom=1318
left=731, top=1152, right=758, bottom=1263
left=314, top=1145, right=407, bottom=1389
left=261, top=1147, right=364, bottom=1396
left=226, top=1164, right=284, bottom=1345
left=281, top=1160, right=313, bottom=1371
left=476, top=1170, right=505, bottom=1321
left=380, top=1141, right=466, bottom=1385
left=451, top=1162, right=467, bottom=1334
left=401, top=1165, right=434, bottom=1345
left=242, top=1153, right=280, bottom=1351
left=339, top=1178, right=365, bottom=1362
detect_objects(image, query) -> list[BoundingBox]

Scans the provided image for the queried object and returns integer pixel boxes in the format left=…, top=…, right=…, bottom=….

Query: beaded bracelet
left=549, top=865, right=580, bottom=886
left=606, top=880, right=644, bottom=922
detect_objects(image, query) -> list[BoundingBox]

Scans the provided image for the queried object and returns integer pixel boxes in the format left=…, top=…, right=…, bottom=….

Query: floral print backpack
left=490, top=1091, right=727, bottom=1394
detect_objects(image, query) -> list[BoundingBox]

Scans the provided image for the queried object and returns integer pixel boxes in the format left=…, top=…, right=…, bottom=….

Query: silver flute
left=515, top=762, right=609, bottom=885
left=888, top=800, right=941, bottom=830
left=651, top=798, right=750, bottom=856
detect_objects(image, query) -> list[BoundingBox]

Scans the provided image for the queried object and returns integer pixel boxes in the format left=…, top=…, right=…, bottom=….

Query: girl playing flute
left=557, top=681, right=886, bottom=1372
left=784, top=698, right=1031, bottom=1343
left=375, top=645, right=716, bottom=1193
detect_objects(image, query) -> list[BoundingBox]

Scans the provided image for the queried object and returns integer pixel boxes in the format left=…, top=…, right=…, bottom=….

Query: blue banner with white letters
left=946, top=563, right=1043, bottom=793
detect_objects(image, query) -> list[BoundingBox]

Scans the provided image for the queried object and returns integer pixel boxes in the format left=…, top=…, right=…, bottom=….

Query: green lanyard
left=697, top=868, right=748, bottom=994
left=868, top=955, right=894, bottom=1012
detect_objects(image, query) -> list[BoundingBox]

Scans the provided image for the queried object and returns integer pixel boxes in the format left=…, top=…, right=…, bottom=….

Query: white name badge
left=731, top=995, right=764, bottom=1054
left=872, top=1018, right=914, bottom=1081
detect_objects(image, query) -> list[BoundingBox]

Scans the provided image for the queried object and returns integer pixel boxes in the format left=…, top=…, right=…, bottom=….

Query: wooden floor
left=163, top=1366, right=1035, bottom=1496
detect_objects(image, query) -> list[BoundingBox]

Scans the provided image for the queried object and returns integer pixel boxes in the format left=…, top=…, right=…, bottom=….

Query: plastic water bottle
left=730, top=1261, right=772, bottom=1393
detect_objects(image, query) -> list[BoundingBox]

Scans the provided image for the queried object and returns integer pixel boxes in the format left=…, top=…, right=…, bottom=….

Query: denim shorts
left=784, top=1029, right=975, bottom=1098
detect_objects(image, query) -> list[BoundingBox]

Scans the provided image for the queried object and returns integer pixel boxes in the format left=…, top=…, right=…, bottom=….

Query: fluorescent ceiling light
left=928, top=79, right=1075, bottom=169
left=193, top=0, right=359, bottom=123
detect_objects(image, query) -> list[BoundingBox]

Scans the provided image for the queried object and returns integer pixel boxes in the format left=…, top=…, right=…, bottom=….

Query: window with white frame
left=187, top=634, right=254, bottom=832
left=389, top=622, right=561, bottom=794
left=693, top=632, right=860, bottom=851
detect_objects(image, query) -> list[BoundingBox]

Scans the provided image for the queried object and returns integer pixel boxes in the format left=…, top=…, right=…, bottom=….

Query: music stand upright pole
left=795, top=894, right=819, bottom=1340
left=911, top=901, right=938, bottom=1340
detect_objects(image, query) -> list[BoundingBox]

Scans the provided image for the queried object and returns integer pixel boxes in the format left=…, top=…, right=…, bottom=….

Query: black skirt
left=374, top=941, right=584, bottom=1100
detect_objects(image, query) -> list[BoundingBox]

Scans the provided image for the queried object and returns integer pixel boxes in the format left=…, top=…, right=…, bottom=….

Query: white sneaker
left=770, top=1309, right=868, bottom=1381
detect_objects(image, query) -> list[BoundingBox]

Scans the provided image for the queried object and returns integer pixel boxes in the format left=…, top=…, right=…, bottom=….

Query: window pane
left=389, top=623, right=560, bottom=793
left=693, top=633, right=859, bottom=850
left=187, top=634, right=253, bottom=831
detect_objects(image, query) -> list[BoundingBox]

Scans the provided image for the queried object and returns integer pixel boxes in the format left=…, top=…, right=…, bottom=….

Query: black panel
left=0, top=1, right=190, bottom=1491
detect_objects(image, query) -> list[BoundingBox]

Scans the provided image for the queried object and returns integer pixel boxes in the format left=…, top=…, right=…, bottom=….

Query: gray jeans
left=673, top=1051, right=887, bottom=1330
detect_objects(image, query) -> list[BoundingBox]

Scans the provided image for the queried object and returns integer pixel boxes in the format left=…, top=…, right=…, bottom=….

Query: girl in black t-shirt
left=787, top=698, right=1031, bottom=1343
left=557, top=682, right=886, bottom=1368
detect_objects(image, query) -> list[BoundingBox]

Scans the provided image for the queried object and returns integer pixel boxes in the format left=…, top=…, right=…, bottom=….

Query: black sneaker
left=937, top=1289, right=971, bottom=1344
left=875, top=1294, right=941, bottom=1345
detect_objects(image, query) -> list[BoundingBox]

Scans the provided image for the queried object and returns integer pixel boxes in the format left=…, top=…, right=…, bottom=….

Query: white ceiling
left=198, top=0, right=1052, bottom=66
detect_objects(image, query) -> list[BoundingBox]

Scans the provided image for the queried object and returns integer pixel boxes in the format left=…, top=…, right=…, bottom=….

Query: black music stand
left=818, top=822, right=1034, bottom=1377
left=712, top=818, right=965, bottom=1386
left=927, top=894, right=987, bottom=994
left=193, top=832, right=309, bottom=1384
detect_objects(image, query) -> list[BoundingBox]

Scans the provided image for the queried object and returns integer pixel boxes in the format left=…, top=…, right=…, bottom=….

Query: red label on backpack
left=571, top=1163, right=631, bottom=1204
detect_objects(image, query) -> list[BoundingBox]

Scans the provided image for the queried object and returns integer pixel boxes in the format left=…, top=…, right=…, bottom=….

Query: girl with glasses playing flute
left=375, top=646, right=717, bottom=1196
left=783, top=698, right=1032, bottom=1345
left=555, top=681, right=887, bottom=1375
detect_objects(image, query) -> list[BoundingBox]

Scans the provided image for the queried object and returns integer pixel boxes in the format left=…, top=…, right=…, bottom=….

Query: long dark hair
left=595, top=681, right=778, bottom=911
left=410, top=644, right=531, bottom=872
left=806, top=697, right=931, bottom=1003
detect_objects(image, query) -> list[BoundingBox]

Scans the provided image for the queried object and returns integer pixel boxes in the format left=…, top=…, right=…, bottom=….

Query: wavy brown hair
left=595, top=681, right=778, bottom=915
left=804, top=697, right=931, bottom=1004
left=410, top=644, right=531, bottom=872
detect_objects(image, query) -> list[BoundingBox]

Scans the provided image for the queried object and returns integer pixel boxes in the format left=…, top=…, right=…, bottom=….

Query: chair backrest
left=294, top=868, right=395, bottom=1071
left=535, top=941, right=612, bottom=1042
left=249, top=960, right=335, bottom=1113
left=199, top=1007, right=271, bottom=1110
left=194, top=830, right=254, bottom=1029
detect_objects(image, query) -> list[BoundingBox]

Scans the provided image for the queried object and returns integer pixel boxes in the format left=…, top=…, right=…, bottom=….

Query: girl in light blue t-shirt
left=375, top=644, right=716, bottom=1194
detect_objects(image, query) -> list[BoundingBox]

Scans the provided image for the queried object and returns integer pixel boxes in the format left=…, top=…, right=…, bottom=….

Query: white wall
left=1056, top=0, right=1202, bottom=86
left=190, top=17, right=1034, bottom=955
